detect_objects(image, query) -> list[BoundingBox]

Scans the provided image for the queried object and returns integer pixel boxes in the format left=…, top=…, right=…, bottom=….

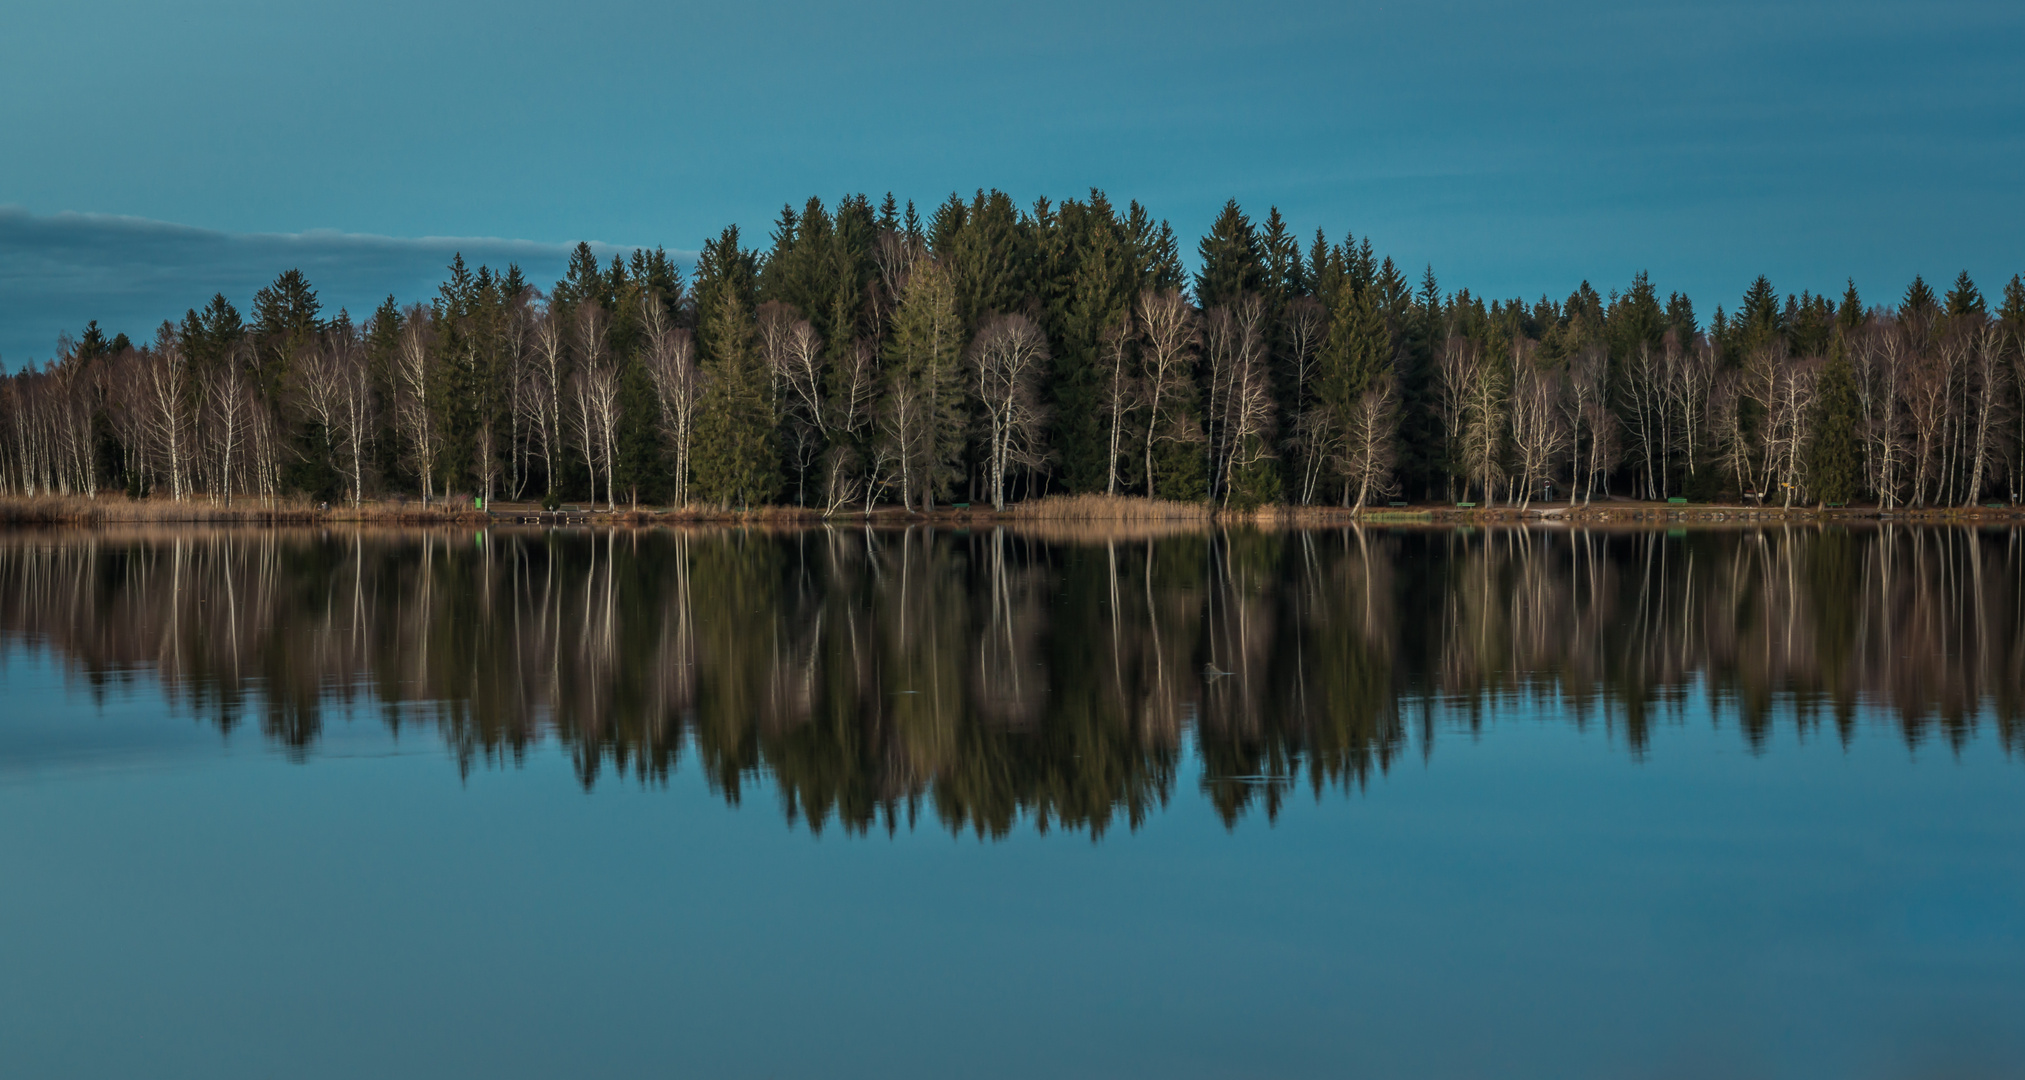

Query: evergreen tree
left=1393, top=266, right=1446, bottom=497
left=1258, top=207, right=1303, bottom=315
left=75, top=321, right=112, bottom=360
left=1045, top=191, right=1138, bottom=492
left=1123, top=201, right=1184, bottom=293
left=252, top=268, right=321, bottom=397
left=1735, top=275, right=1785, bottom=355
left=1945, top=271, right=1985, bottom=316
left=552, top=242, right=607, bottom=310
left=937, top=189, right=1030, bottom=326
left=1319, top=278, right=1389, bottom=408
left=2000, top=274, right=2025, bottom=329
left=1809, top=340, right=1862, bottom=504
left=1836, top=280, right=1865, bottom=335
left=691, top=288, right=777, bottom=508
left=179, top=294, right=244, bottom=381
left=1609, top=273, right=1666, bottom=361
left=1312, top=276, right=1390, bottom=502
left=1194, top=201, right=1262, bottom=309
left=693, top=226, right=759, bottom=358
left=1307, top=229, right=1342, bottom=308
left=1901, top=275, right=1939, bottom=318
left=1789, top=291, right=1833, bottom=357
left=1665, top=291, right=1699, bottom=342
left=883, top=260, right=967, bottom=508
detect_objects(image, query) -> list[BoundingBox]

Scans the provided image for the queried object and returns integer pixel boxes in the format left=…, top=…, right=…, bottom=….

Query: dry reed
left=1004, top=494, right=1213, bottom=521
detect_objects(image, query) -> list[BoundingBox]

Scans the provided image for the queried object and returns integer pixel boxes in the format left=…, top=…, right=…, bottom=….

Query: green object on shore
left=952, top=503, right=970, bottom=510
left=1389, top=501, right=1408, bottom=508
left=1667, top=497, right=1688, bottom=505
left=1456, top=502, right=1477, bottom=509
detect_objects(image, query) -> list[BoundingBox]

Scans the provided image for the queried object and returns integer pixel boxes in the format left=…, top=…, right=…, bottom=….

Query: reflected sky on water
left=1, top=524, right=2021, bottom=1078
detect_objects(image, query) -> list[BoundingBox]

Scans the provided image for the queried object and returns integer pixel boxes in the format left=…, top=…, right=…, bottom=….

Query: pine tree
left=1945, top=271, right=1985, bottom=317
left=1123, top=201, right=1185, bottom=293
left=1194, top=201, right=1261, bottom=309
left=1045, top=192, right=1136, bottom=492
left=1789, top=291, right=1834, bottom=358
left=552, top=243, right=606, bottom=310
left=1666, top=291, right=1699, bottom=342
left=1610, top=273, right=1666, bottom=360
left=1258, top=207, right=1303, bottom=316
left=937, top=189, right=1030, bottom=326
left=1735, top=275, right=1784, bottom=354
left=691, top=288, right=776, bottom=508
left=883, top=260, right=966, bottom=509
left=1836, top=280, right=1865, bottom=335
left=693, top=227, right=758, bottom=360
left=1810, top=340, right=1863, bottom=504
left=2001, top=274, right=2025, bottom=329
left=1902, top=275, right=1938, bottom=318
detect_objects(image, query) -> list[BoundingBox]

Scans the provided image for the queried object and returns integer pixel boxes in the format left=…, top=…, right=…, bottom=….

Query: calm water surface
left=1, top=524, right=2021, bottom=1079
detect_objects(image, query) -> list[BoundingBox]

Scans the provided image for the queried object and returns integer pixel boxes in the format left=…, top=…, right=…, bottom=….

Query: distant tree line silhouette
left=3, top=191, right=2022, bottom=510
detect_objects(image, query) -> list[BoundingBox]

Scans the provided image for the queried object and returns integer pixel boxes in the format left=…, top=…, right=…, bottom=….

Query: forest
left=4, top=190, right=2023, bottom=512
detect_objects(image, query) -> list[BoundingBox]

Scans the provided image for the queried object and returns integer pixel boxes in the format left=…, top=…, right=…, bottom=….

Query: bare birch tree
left=393, top=308, right=439, bottom=504
left=969, top=313, right=1050, bottom=511
left=142, top=323, right=194, bottom=501
left=1341, top=373, right=1399, bottom=512
left=1136, top=290, right=1198, bottom=501
left=642, top=301, right=701, bottom=508
left=1508, top=366, right=1567, bottom=510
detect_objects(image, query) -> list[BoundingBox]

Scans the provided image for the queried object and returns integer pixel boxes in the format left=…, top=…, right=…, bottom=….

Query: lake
left=1, top=523, right=2020, bottom=1078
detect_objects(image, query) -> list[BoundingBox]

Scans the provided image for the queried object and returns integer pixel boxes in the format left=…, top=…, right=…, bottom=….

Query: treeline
left=5, top=190, right=2024, bottom=510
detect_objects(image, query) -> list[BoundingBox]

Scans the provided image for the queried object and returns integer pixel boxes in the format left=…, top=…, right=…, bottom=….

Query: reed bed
left=1003, top=494, right=1214, bottom=521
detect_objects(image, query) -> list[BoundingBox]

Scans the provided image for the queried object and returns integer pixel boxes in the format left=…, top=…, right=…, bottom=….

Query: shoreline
left=6, top=492, right=2025, bottom=529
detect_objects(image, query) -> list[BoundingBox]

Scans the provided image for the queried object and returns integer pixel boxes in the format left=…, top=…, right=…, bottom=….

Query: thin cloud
left=0, top=208, right=677, bottom=366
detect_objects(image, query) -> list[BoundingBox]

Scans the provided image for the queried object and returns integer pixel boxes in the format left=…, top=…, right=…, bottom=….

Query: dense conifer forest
left=5, top=190, right=2022, bottom=511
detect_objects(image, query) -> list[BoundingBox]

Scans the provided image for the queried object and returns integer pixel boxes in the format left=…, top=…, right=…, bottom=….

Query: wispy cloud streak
left=0, top=208, right=654, bottom=366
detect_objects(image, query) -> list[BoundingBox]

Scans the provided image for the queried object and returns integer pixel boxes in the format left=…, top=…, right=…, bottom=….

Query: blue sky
left=2, top=0, right=2021, bottom=363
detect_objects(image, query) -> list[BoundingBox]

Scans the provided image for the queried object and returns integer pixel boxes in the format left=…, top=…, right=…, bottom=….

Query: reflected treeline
left=1, top=525, right=2019, bottom=834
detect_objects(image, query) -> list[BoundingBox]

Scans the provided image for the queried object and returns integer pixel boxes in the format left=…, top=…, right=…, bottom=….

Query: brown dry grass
left=1004, top=494, right=1213, bottom=521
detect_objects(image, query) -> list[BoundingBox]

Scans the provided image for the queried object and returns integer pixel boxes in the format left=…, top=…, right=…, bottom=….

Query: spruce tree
left=2001, top=274, right=2025, bottom=328
left=1901, top=275, right=1938, bottom=318
left=691, top=288, right=777, bottom=508
left=1258, top=207, right=1303, bottom=316
left=552, top=243, right=606, bottom=310
left=1609, top=273, right=1666, bottom=360
left=1810, top=340, right=1863, bottom=504
left=692, top=226, right=758, bottom=358
left=1789, top=292, right=1833, bottom=357
left=882, top=260, right=967, bottom=508
left=1945, top=271, right=1985, bottom=317
left=1194, top=201, right=1262, bottom=309
left=1307, top=276, right=1390, bottom=502
left=1735, top=275, right=1784, bottom=354
left=1046, top=192, right=1136, bottom=492
left=1836, top=280, right=1865, bottom=336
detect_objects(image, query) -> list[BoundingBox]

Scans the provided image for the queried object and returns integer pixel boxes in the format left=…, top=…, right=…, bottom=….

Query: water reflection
left=2, top=524, right=2018, bottom=833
